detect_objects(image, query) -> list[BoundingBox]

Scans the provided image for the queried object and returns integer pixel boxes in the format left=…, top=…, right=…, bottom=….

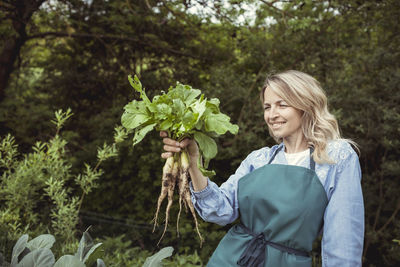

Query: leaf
left=129, top=75, right=152, bottom=106
left=75, top=229, right=100, bottom=263
left=154, top=103, right=172, bottom=120
left=132, top=123, right=157, bottom=146
left=128, top=74, right=142, bottom=94
left=198, top=162, right=216, bottom=177
left=17, top=248, right=31, bottom=264
left=142, top=247, right=174, bottom=267
left=172, top=98, right=185, bottom=118
left=205, top=98, right=220, bottom=114
left=11, top=234, right=29, bottom=266
left=75, top=230, right=92, bottom=262
left=26, top=234, right=55, bottom=251
left=204, top=113, right=239, bottom=135
left=82, top=243, right=103, bottom=266
left=182, top=86, right=201, bottom=104
left=158, top=119, right=173, bottom=131
left=16, top=248, right=55, bottom=267
left=193, top=132, right=217, bottom=160
left=182, top=111, right=197, bottom=131
left=96, top=258, right=106, bottom=267
left=121, top=100, right=151, bottom=130
left=54, top=255, right=85, bottom=267
left=190, top=99, right=207, bottom=121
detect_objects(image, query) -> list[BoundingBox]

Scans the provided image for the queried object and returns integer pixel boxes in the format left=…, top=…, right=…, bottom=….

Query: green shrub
left=0, top=109, right=120, bottom=260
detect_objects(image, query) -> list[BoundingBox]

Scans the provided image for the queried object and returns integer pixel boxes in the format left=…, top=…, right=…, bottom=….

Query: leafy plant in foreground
left=0, top=228, right=105, bottom=267
left=121, top=75, right=239, bottom=246
left=0, top=232, right=178, bottom=267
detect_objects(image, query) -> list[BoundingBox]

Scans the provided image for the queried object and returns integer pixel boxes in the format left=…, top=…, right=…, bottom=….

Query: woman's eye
left=264, top=106, right=270, bottom=110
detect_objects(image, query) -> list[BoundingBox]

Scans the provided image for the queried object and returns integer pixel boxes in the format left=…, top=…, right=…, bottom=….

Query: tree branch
left=259, top=0, right=293, bottom=18
left=26, top=31, right=199, bottom=59
left=161, top=0, right=197, bottom=27
left=377, top=200, right=400, bottom=234
left=0, top=0, right=15, bottom=11
left=372, top=171, right=384, bottom=231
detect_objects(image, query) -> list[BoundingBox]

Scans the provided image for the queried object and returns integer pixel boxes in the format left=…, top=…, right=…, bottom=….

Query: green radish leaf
left=152, top=92, right=171, bottom=106
left=122, top=75, right=239, bottom=175
left=204, top=98, right=220, bottom=114
left=54, top=255, right=85, bottom=267
left=143, top=246, right=174, bottom=267
left=121, top=100, right=151, bottom=130
left=208, top=98, right=220, bottom=106
left=172, top=98, right=185, bottom=118
left=190, top=99, right=207, bottom=122
left=17, top=248, right=55, bottom=267
left=168, top=83, right=200, bottom=105
left=182, top=111, right=197, bottom=131
left=204, top=113, right=239, bottom=135
left=26, top=234, right=55, bottom=251
left=154, top=103, right=172, bottom=120
left=197, top=157, right=215, bottom=178
left=132, top=123, right=157, bottom=146
left=128, top=74, right=142, bottom=93
left=158, top=119, right=173, bottom=131
left=193, top=132, right=217, bottom=160
left=194, top=120, right=204, bottom=130
left=11, top=234, right=29, bottom=266
left=182, top=86, right=201, bottom=104
left=128, top=75, right=152, bottom=107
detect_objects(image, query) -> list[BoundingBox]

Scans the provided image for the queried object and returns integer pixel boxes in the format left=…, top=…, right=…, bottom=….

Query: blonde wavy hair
left=260, top=70, right=355, bottom=164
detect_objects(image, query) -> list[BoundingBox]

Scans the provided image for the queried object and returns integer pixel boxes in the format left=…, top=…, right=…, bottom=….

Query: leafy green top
left=121, top=75, right=239, bottom=176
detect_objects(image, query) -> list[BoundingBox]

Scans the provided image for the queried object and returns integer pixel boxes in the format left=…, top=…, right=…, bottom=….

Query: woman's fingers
left=161, top=152, right=173, bottom=159
left=179, top=138, right=192, bottom=148
left=163, top=144, right=181, bottom=152
left=159, top=132, right=198, bottom=160
left=163, top=137, right=181, bottom=147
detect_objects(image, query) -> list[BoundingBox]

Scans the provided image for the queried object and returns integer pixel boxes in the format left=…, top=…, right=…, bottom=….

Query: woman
left=161, top=70, right=364, bottom=266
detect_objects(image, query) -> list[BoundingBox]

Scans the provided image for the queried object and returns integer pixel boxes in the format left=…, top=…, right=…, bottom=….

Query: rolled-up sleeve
left=189, top=155, right=254, bottom=226
left=322, top=150, right=364, bottom=266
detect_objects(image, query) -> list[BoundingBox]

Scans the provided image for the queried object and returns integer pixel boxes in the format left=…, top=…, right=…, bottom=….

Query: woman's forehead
left=263, top=88, right=285, bottom=104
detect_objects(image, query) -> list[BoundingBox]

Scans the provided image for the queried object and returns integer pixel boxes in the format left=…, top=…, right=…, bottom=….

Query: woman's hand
left=160, top=132, right=200, bottom=166
left=160, top=131, right=207, bottom=191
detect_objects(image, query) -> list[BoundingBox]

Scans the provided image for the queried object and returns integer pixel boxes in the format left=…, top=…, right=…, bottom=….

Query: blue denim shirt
left=190, top=140, right=364, bottom=267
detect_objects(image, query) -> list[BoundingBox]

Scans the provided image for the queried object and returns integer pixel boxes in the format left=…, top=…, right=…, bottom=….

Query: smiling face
left=263, top=87, right=304, bottom=142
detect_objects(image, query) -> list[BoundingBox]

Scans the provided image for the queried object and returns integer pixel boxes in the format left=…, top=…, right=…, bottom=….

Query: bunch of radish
left=121, top=75, right=238, bottom=246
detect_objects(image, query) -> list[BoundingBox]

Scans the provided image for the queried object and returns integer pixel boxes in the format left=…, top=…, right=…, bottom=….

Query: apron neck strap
left=309, top=146, right=315, bottom=171
left=268, top=145, right=315, bottom=171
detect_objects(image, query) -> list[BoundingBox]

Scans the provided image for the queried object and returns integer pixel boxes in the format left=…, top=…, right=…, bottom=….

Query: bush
left=0, top=109, right=120, bottom=261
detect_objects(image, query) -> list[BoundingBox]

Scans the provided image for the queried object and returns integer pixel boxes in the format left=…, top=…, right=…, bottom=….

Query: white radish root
left=154, top=150, right=203, bottom=247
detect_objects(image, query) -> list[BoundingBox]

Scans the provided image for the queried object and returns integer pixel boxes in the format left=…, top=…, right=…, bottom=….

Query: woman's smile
left=269, top=121, right=286, bottom=130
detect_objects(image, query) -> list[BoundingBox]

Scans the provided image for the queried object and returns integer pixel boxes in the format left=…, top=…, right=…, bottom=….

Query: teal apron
left=207, top=147, right=328, bottom=267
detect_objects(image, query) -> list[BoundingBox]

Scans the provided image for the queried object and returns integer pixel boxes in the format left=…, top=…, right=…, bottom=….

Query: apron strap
left=267, top=145, right=315, bottom=171
left=237, top=223, right=309, bottom=267
left=309, top=146, right=315, bottom=171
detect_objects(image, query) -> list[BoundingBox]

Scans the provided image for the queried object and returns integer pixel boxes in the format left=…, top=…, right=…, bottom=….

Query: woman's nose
left=269, top=106, right=279, bottom=119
